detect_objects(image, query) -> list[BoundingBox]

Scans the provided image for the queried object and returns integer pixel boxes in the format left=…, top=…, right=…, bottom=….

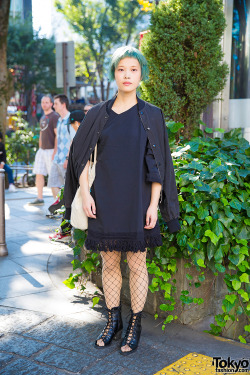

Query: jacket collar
left=106, top=94, right=145, bottom=114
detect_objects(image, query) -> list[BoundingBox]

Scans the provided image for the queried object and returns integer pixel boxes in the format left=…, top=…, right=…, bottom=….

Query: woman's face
left=114, top=57, right=141, bottom=93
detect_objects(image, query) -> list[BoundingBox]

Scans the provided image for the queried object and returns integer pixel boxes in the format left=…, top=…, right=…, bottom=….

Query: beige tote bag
left=71, top=146, right=97, bottom=230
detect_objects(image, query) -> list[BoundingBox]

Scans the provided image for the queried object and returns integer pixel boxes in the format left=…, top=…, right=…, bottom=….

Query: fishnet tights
left=97, top=250, right=148, bottom=351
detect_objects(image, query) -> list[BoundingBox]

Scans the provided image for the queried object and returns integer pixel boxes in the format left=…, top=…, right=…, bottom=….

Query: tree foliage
left=7, top=18, right=57, bottom=107
left=55, top=0, right=145, bottom=101
left=140, top=0, right=229, bottom=139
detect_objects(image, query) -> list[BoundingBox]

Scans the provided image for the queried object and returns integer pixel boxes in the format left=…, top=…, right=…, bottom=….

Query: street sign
left=56, top=41, right=76, bottom=94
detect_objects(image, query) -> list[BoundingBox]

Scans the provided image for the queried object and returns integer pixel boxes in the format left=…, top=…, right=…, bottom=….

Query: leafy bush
left=140, top=0, right=229, bottom=138
left=5, top=112, right=39, bottom=165
left=148, top=125, right=250, bottom=342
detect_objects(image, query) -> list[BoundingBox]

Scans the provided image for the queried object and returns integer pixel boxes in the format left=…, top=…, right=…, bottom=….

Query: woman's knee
left=101, top=251, right=121, bottom=271
left=127, top=251, right=147, bottom=274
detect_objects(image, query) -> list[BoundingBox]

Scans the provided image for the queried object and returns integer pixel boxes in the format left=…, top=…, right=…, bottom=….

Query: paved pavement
left=0, top=187, right=249, bottom=375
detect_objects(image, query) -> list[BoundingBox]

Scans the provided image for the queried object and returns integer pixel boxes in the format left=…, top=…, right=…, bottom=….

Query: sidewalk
left=0, top=187, right=249, bottom=375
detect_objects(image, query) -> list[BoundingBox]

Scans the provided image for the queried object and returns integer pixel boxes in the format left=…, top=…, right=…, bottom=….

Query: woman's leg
left=96, top=250, right=122, bottom=346
left=121, top=250, right=148, bottom=352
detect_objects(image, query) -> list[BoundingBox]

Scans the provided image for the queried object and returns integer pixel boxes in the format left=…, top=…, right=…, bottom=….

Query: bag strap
left=90, top=145, right=97, bottom=167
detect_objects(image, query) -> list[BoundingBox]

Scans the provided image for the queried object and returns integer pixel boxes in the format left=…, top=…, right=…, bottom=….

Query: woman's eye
left=132, top=69, right=137, bottom=72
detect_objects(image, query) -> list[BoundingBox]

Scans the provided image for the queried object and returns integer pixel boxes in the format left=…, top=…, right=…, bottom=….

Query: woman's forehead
left=117, top=57, right=140, bottom=67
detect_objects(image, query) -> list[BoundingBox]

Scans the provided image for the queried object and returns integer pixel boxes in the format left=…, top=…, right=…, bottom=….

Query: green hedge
left=148, top=125, right=250, bottom=342
left=5, top=112, right=39, bottom=165
left=140, top=0, right=229, bottom=138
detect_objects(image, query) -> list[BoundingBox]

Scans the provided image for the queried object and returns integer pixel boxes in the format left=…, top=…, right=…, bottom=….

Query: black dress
left=85, top=104, right=163, bottom=253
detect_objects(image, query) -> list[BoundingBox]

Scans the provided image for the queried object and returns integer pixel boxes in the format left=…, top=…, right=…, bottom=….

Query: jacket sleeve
left=159, top=111, right=181, bottom=233
left=145, top=140, right=162, bottom=184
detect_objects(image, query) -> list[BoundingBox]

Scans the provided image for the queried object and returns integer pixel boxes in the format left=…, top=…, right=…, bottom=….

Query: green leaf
left=221, top=198, right=229, bottom=206
left=197, top=259, right=206, bottom=268
left=184, top=216, right=195, bottom=225
left=207, top=241, right=216, bottom=261
left=204, top=127, right=213, bottom=134
left=238, top=335, right=247, bottom=343
left=239, top=246, right=249, bottom=256
left=232, top=280, right=241, bottom=291
left=186, top=273, right=193, bottom=280
left=193, top=297, right=204, bottom=305
left=159, top=304, right=174, bottom=311
left=180, top=295, right=193, bottom=304
left=236, top=306, right=243, bottom=315
left=197, top=206, right=209, bottom=220
left=167, top=121, right=184, bottom=133
left=204, top=230, right=222, bottom=245
left=83, top=259, right=95, bottom=273
left=177, top=234, right=187, bottom=246
left=227, top=173, right=239, bottom=185
left=229, top=198, right=242, bottom=211
left=211, top=220, right=224, bottom=237
left=164, top=315, right=174, bottom=324
left=238, top=289, right=249, bottom=301
left=225, top=294, right=237, bottom=306
left=223, top=299, right=235, bottom=313
left=214, top=128, right=225, bottom=133
left=244, top=325, right=250, bottom=333
left=63, top=277, right=76, bottom=289
left=71, top=259, right=82, bottom=271
left=198, top=275, right=205, bottom=282
left=188, top=160, right=204, bottom=171
left=92, top=296, right=100, bottom=308
left=228, top=254, right=245, bottom=266
left=236, top=225, right=250, bottom=240
left=244, top=219, right=250, bottom=226
left=215, top=264, right=226, bottom=273
left=239, top=273, right=249, bottom=283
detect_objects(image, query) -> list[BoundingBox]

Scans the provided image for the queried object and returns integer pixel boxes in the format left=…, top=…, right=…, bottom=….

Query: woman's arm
left=144, top=182, right=161, bottom=229
left=79, top=160, right=96, bottom=219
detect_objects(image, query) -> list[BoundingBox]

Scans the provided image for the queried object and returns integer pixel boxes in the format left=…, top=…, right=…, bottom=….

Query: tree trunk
left=0, top=0, right=11, bottom=138
left=106, top=81, right=111, bottom=101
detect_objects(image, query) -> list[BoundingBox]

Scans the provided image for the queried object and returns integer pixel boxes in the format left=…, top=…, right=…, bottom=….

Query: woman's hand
left=82, top=191, right=96, bottom=219
left=144, top=204, right=158, bottom=229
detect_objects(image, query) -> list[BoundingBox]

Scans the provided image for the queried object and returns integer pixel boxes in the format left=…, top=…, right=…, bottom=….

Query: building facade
left=10, top=0, right=32, bottom=20
left=214, top=0, right=250, bottom=141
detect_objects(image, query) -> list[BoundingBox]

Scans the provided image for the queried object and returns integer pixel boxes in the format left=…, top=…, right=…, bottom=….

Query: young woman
left=64, top=46, right=180, bottom=355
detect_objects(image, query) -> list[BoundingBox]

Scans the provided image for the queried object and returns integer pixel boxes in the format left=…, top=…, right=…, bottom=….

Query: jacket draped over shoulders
left=64, top=97, right=181, bottom=233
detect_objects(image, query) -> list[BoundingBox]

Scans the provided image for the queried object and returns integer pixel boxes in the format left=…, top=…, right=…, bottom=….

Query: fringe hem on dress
left=85, top=235, right=163, bottom=253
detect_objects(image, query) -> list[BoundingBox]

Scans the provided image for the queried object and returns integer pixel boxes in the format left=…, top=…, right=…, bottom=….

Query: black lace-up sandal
left=94, top=306, right=123, bottom=349
left=120, top=310, right=142, bottom=355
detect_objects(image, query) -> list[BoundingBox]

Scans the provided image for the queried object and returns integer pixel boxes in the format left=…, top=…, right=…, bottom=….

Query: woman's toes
left=121, top=344, right=131, bottom=352
left=96, top=339, right=104, bottom=346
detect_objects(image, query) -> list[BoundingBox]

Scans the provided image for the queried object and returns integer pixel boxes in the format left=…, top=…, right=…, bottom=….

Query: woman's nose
left=124, top=70, right=130, bottom=79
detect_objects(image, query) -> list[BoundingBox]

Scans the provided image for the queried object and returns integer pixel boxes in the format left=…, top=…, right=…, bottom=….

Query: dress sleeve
left=145, top=140, right=162, bottom=184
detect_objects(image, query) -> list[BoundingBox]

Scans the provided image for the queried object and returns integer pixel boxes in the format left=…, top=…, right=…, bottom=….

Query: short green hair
left=109, top=46, right=149, bottom=81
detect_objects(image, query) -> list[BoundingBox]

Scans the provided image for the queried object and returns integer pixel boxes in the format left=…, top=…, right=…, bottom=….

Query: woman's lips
left=123, top=82, right=132, bottom=85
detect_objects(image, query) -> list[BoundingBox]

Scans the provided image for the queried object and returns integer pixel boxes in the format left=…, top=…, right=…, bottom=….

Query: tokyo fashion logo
left=212, top=356, right=250, bottom=373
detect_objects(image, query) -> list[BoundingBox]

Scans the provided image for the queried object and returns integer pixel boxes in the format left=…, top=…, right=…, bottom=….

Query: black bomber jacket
left=64, top=96, right=181, bottom=233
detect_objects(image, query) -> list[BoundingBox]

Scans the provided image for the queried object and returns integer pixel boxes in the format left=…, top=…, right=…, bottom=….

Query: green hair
left=109, top=46, right=149, bottom=81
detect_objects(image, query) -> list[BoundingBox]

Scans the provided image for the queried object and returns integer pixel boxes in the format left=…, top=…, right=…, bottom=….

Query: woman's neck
left=112, top=91, right=137, bottom=113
